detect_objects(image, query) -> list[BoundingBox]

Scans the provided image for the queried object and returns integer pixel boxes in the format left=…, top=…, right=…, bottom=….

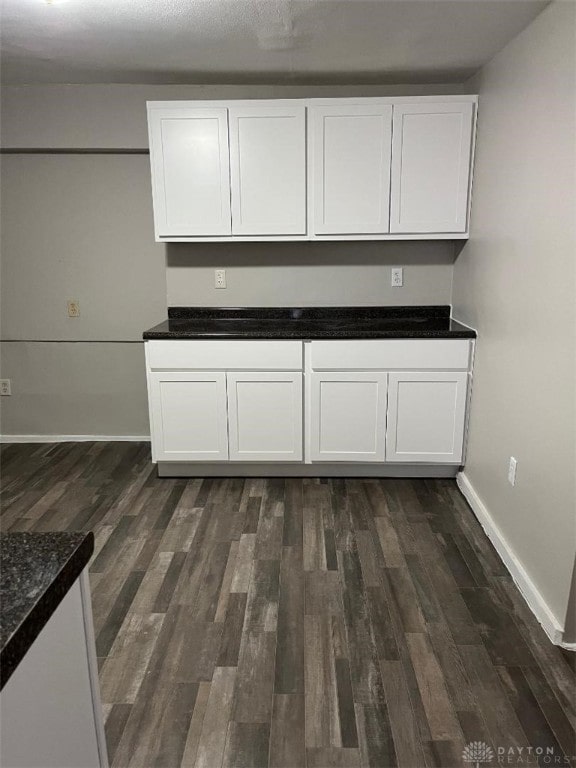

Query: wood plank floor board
left=522, top=665, right=576, bottom=758
left=223, top=722, right=271, bottom=768
left=379, top=660, right=427, bottom=768
left=232, top=628, right=277, bottom=724
left=1, top=442, right=574, bottom=768
left=275, top=545, right=305, bottom=695
left=458, top=644, right=529, bottom=750
left=99, top=612, right=166, bottom=704
left=270, top=694, right=306, bottom=768
left=354, top=701, right=397, bottom=768
left=497, top=665, right=566, bottom=759
left=304, top=613, right=342, bottom=749
left=218, top=592, right=249, bottom=667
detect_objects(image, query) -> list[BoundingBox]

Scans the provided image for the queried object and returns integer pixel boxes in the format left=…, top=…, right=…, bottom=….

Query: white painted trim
left=456, top=471, right=565, bottom=646
left=561, top=642, right=576, bottom=652
left=79, top=571, right=109, bottom=768
left=0, top=435, right=150, bottom=443
left=156, top=232, right=470, bottom=242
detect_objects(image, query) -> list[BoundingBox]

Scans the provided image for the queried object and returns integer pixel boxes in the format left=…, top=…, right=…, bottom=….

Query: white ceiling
left=0, top=0, right=549, bottom=85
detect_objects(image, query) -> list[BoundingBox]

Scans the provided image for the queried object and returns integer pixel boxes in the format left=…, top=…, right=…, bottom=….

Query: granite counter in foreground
left=0, top=531, right=108, bottom=767
left=0, top=531, right=94, bottom=688
left=143, top=305, right=476, bottom=340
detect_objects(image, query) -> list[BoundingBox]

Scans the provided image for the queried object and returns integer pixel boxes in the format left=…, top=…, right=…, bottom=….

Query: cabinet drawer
left=146, top=340, right=303, bottom=370
left=309, top=339, right=471, bottom=371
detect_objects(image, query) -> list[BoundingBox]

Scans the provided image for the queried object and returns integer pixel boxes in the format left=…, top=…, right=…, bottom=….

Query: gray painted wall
left=1, top=154, right=165, bottom=342
left=452, top=1, right=576, bottom=630
left=0, top=83, right=459, bottom=437
left=0, top=83, right=464, bottom=149
left=1, top=343, right=149, bottom=436
left=166, top=241, right=455, bottom=307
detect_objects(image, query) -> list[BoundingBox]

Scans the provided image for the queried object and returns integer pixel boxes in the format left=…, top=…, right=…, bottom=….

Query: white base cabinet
left=227, top=372, right=303, bottom=461
left=0, top=572, right=108, bottom=768
left=146, top=338, right=473, bottom=472
left=309, top=372, right=388, bottom=462
left=385, top=371, right=469, bottom=463
left=148, top=371, right=229, bottom=462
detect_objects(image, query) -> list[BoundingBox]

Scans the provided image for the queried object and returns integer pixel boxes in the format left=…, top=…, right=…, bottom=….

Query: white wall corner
left=456, top=471, right=567, bottom=647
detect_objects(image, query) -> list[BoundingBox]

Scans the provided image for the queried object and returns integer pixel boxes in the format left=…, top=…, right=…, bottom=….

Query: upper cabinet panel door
left=148, top=108, right=232, bottom=237
left=386, top=371, right=468, bottom=463
left=390, top=102, right=474, bottom=234
left=228, top=105, right=307, bottom=235
left=310, top=105, right=393, bottom=235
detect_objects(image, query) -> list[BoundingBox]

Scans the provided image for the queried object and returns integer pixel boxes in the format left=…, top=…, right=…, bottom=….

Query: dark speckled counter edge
left=0, top=533, right=94, bottom=690
left=144, top=305, right=476, bottom=340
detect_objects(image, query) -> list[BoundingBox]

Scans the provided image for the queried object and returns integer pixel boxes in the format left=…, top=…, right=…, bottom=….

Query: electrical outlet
left=67, top=299, right=80, bottom=317
left=391, top=267, right=403, bottom=287
left=214, top=269, right=226, bottom=289
left=0, top=379, right=11, bottom=396
left=508, top=456, right=517, bottom=486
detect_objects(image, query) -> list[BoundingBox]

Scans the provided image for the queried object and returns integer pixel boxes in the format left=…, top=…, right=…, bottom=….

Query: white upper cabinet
left=146, top=97, right=476, bottom=240
left=390, top=102, right=474, bottom=234
left=310, top=104, right=393, bottom=235
left=148, top=107, right=232, bottom=237
left=228, top=104, right=307, bottom=235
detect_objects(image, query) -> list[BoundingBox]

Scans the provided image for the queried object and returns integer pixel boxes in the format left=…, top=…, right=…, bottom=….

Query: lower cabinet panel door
left=227, top=372, right=303, bottom=461
left=309, top=372, right=388, bottom=462
left=386, top=371, right=468, bottom=463
left=150, top=372, right=229, bottom=461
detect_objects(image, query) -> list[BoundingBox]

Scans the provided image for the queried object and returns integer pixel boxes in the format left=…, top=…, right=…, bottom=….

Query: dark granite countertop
left=143, top=305, right=476, bottom=340
left=0, top=531, right=94, bottom=689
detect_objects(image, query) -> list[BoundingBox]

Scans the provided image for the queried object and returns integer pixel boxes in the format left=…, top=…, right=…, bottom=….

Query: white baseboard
left=456, top=472, right=567, bottom=647
left=0, top=435, right=150, bottom=443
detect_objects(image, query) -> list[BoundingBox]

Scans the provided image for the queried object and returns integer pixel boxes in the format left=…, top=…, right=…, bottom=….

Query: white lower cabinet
left=309, top=372, right=388, bottom=462
left=227, top=372, right=303, bottom=461
left=146, top=339, right=473, bottom=470
left=149, top=371, right=229, bottom=461
left=385, top=371, right=468, bottom=463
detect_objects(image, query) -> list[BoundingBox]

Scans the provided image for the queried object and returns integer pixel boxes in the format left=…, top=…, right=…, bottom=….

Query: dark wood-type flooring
left=1, top=442, right=575, bottom=768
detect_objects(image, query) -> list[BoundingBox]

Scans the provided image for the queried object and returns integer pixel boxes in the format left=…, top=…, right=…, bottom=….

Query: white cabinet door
left=227, top=372, right=303, bottom=461
left=149, top=371, right=229, bottom=461
left=309, top=372, right=388, bottom=462
left=386, top=372, right=468, bottom=463
left=228, top=105, right=307, bottom=235
left=148, top=107, right=232, bottom=237
left=390, top=102, right=474, bottom=233
left=310, top=104, right=393, bottom=234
